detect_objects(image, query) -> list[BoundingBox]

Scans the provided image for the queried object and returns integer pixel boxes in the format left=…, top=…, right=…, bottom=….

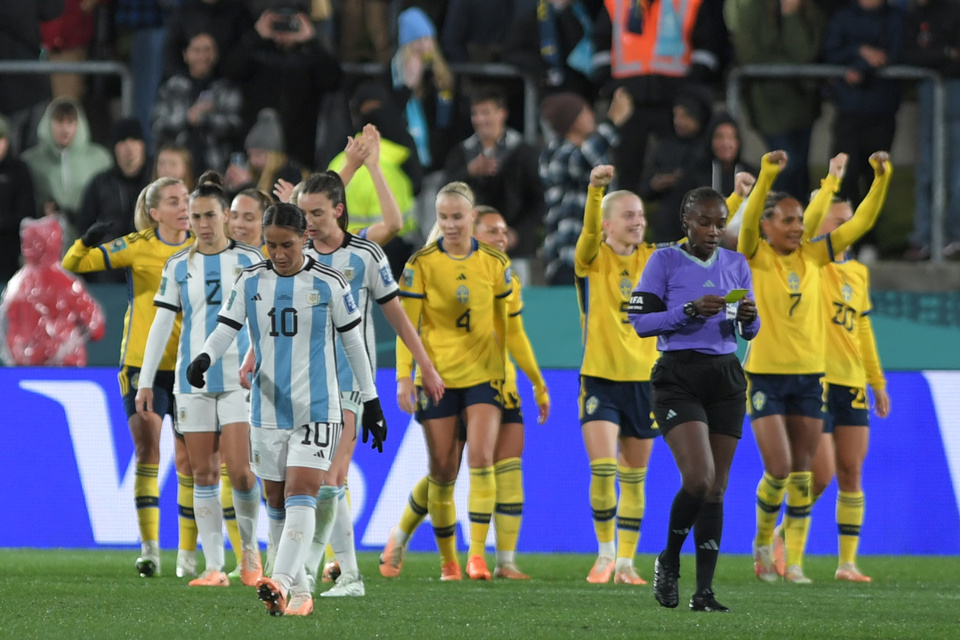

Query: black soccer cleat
left=689, top=588, right=730, bottom=612
left=653, top=551, right=680, bottom=608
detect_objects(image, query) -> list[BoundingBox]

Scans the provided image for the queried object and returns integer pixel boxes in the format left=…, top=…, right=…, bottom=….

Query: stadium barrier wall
left=3, top=367, right=959, bottom=555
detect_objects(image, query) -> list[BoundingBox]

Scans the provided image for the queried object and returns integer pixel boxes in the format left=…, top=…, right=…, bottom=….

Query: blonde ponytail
left=135, top=177, right=182, bottom=232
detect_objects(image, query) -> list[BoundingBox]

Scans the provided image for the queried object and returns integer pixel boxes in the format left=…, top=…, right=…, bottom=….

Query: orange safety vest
left=604, top=0, right=702, bottom=78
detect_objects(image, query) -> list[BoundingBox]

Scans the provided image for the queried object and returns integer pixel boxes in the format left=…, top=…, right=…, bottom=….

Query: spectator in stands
left=21, top=98, right=113, bottom=247
left=224, top=108, right=307, bottom=197
left=391, top=7, right=459, bottom=173
left=639, top=88, right=711, bottom=243
left=40, top=0, right=103, bottom=100
left=823, top=0, right=903, bottom=263
left=163, top=0, right=251, bottom=78
left=339, top=0, right=393, bottom=63
left=732, top=0, right=826, bottom=203
left=540, top=88, right=633, bottom=285
left=443, top=88, right=546, bottom=283
left=0, top=0, right=64, bottom=155
left=902, top=0, right=960, bottom=261
left=223, top=1, right=342, bottom=168
left=593, top=0, right=728, bottom=193
left=114, top=0, right=170, bottom=150
left=152, top=32, right=244, bottom=174
left=441, top=0, right=515, bottom=63
left=0, top=115, right=38, bottom=286
left=503, top=0, right=602, bottom=102
left=154, top=144, right=196, bottom=190
left=77, top=118, right=152, bottom=255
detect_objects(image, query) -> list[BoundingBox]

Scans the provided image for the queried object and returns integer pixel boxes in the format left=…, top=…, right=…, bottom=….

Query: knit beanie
left=112, top=117, right=144, bottom=144
left=541, top=93, right=590, bottom=138
left=244, top=108, right=285, bottom=153
left=398, top=7, right=436, bottom=47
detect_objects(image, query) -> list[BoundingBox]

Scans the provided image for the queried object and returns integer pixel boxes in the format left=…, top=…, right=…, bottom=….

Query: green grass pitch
left=2, top=550, right=958, bottom=639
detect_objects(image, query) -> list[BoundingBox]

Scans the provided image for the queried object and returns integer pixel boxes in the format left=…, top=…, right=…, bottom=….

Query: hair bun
left=196, top=170, right=224, bottom=188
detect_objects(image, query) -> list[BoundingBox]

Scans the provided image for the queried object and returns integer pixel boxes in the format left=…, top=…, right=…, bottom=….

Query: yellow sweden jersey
left=744, top=236, right=834, bottom=375
left=62, top=229, right=194, bottom=369
left=399, top=238, right=512, bottom=388
left=575, top=242, right=658, bottom=382
left=821, top=259, right=882, bottom=388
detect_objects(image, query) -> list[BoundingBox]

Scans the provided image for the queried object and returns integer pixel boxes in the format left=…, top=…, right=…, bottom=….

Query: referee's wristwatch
left=683, top=301, right=698, bottom=318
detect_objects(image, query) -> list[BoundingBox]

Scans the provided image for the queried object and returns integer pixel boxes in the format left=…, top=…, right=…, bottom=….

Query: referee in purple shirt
left=628, top=186, right=760, bottom=613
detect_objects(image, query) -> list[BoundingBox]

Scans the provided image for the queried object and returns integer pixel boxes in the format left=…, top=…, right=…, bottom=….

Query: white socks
left=232, top=483, right=261, bottom=551
left=272, top=496, right=316, bottom=594
left=194, top=483, right=225, bottom=572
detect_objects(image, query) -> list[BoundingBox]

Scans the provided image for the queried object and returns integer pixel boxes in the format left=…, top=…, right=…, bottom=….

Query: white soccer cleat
left=784, top=564, right=813, bottom=584
left=320, top=574, right=365, bottom=597
left=176, top=548, right=197, bottom=578
left=753, top=542, right=779, bottom=583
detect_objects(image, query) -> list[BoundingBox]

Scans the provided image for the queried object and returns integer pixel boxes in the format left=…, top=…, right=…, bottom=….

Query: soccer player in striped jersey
left=297, top=166, right=444, bottom=597
left=382, top=207, right=550, bottom=580
left=740, top=150, right=890, bottom=584
left=396, top=182, right=513, bottom=581
left=228, top=187, right=273, bottom=250
left=135, top=172, right=265, bottom=588
left=62, top=177, right=194, bottom=577
left=187, top=203, right=386, bottom=617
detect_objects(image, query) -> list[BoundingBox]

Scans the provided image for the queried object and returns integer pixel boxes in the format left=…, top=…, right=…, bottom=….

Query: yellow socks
left=428, top=477, right=458, bottom=567
left=220, top=465, right=242, bottom=563
left=494, top=458, right=523, bottom=561
left=177, top=472, right=197, bottom=552
left=784, top=471, right=813, bottom=567
left=399, top=475, right=430, bottom=539
left=590, top=458, right=617, bottom=557
left=134, top=464, right=160, bottom=543
left=616, top=465, right=647, bottom=562
left=755, top=472, right=787, bottom=546
left=837, top=490, right=865, bottom=566
left=467, top=466, right=496, bottom=557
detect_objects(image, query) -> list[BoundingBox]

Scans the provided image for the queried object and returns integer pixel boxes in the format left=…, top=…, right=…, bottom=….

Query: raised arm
left=725, top=171, right=756, bottom=224
left=738, top=151, right=787, bottom=259
left=802, top=153, right=847, bottom=242
left=61, top=222, right=118, bottom=273
left=829, top=152, right=892, bottom=256
left=358, top=125, right=404, bottom=247
left=575, top=165, right=613, bottom=268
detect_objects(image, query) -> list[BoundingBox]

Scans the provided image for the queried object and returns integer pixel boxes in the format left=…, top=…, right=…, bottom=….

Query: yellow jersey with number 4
left=397, top=237, right=512, bottom=388
left=821, top=259, right=885, bottom=390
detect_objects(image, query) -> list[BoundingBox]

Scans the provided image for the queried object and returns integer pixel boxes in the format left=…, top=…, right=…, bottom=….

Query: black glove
left=361, top=398, right=387, bottom=453
left=81, top=221, right=114, bottom=248
left=186, top=353, right=211, bottom=389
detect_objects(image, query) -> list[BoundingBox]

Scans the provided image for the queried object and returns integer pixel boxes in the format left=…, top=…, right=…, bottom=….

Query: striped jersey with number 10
left=306, top=233, right=399, bottom=392
left=154, top=240, right=264, bottom=394
left=217, top=255, right=362, bottom=429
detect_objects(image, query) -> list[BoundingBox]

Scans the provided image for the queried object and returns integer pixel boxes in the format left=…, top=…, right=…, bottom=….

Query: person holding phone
left=628, top=186, right=760, bottom=613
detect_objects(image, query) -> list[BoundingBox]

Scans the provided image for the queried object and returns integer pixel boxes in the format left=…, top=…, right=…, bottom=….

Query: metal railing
left=727, top=64, right=946, bottom=262
left=342, top=61, right=540, bottom=146
left=0, top=60, right=134, bottom=117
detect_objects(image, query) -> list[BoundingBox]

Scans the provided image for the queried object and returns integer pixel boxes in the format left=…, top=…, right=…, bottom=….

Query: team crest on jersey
left=233, top=264, right=244, bottom=277
left=402, top=267, right=414, bottom=287
left=226, top=289, right=237, bottom=309
left=158, top=276, right=167, bottom=295
left=787, top=272, right=800, bottom=292
left=842, top=283, right=853, bottom=302
left=619, top=277, right=633, bottom=299
left=752, top=391, right=766, bottom=411
left=343, top=266, right=355, bottom=281
left=585, top=396, right=599, bottom=415
left=380, top=265, right=394, bottom=286
left=307, top=290, right=320, bottom=306
left=456, top=285, right=469, bottom=305
left=110, top=237, right=126, bottom=251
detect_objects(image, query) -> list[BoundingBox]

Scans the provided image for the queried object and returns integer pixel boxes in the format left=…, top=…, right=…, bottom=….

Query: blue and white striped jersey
left=154, top=240, right=264, bottom=394
left=306, top=233, right=399, bottom=392
left=217, top=255, right=362, bottom=429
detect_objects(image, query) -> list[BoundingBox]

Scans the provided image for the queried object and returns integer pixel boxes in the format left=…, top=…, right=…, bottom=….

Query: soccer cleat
left=614, top=565, right=648, bottom=585
left=175, top=549, right=197, bottom=579
left=784, top=564, right=813, bottom=584
left=440, top=560, right=462, bottom=581
left=494, top=563, right=530, bottom=580
left=321, top=574, right=366, bottom=597
left=136, top=541, right=161, bottom=578
left=256, top=576, right=287, bottom=617
left=322, top=561, right=341, bottom=584
left=772, top=523, right=786, bottom=577
left=835, top=563, right=872, bottom=583
left=586, top=555, right=615, bottom=584
left=284, top=592, right=314, bottom=615
left=466, top=554, right=492, bottom=580
left=379, top=528, right=407, bottom=578
left=653, top=553, right=680, bottom=608
left=188, top=569, right=230, bottom=587
left=753, top=542, right=779, bottom=583
left=239, top=548, right=263, bottom=587
left=227, top=565, right=241, bottom=580
left=690, top=589, right=730, bottom=612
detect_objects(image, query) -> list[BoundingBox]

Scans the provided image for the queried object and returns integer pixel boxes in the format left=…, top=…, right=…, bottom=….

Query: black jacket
left=901, top=0, right=960, bottom=78
left=0, top=0, right=63, bottom=113
left=0, top=154, right=37, bottom=284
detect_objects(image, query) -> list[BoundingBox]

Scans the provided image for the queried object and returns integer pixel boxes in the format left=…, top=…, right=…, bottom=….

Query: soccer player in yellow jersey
left=383, top=207, right=550, bottom=580
left=396, top=182, right=513, bottom=581
left=739, top=150, right=891, bottom=584
left=62, top=177, right=195, bottom=577
left=810, top=197, right=890, bottom=583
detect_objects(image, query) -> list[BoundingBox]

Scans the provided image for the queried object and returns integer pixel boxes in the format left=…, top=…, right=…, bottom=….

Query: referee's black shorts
left=650, top=350, right=747, bottom=438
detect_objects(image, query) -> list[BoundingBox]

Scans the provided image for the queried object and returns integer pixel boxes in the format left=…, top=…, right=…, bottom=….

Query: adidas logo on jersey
left=456, top=273, right=467, bottom=280
left=251, top=293, right=262, bottom=301
left=666, top=409, right=678, bottom=420
left=620, top=270, right=629, bottom=277
left=703, top=280, right=715, bottom=287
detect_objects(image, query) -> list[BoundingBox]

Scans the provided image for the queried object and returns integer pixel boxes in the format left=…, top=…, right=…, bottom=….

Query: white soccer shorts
left=250, top=422, right=344, bottom=481
left=175, top=389, right=249, bottom=433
